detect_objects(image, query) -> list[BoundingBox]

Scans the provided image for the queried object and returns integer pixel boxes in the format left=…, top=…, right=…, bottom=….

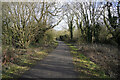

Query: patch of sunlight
left=23, top=59, right=30, bottom=63
left=2, top=47, right=50, bottom=78
left=76, top=59, right=87, bottom=63
left=54, top=42, right=58, bottom=45
left=33, top=57, right=42, bottom=60
left=2, top=74, right=13, bottom=78
left=12, top=64, right=28, bottom=70
left=79, top=68, right=104, bottom=77
left=3, top=63, right=29, bottom=78
left=89, top=67, right=94, bottom=70
left=9, top=72, right=13, bottom=74
left=71, top=51, right=77, bottom=54
left=66, top=43, right=72, bottom=46
left=29, top=63, right=33, bottom=65
left=88, top=61, right=94, bottom=64
left=68, top=43, right=108, bottom=78
left=76, top=58, right=108, bottom=78
left=80, top=69, right=92, bottom=75
left=75, top=57, right=99, bottom=70
left=36, top=51, right=47, bottom=55
left=70, top=46, right=79, bottom=51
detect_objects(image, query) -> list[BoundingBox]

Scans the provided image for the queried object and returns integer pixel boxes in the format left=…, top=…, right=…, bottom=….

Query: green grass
left=2, top=41, right=58, bottom=79
left=2, top=63, right=29, bottom=78
left=67, top=44, right=109, bottom=78
left=2, top=51, right=48, bottom=78
left=54, top=41, right=58, bottom=47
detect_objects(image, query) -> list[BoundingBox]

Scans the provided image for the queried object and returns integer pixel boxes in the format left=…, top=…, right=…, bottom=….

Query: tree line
left=60, top=1, right=120, bottom=49
left=1, top=1, right=120, bottom=65
left=2, top=2, right=62, bottom=49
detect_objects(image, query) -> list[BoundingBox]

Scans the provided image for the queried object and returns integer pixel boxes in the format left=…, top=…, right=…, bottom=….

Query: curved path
left=21, top=41, right=78, bottom=78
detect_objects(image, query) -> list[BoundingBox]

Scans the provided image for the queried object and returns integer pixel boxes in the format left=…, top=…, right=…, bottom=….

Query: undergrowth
left=67, top=43, right=109, bottom=78
left=2, top=41, right=58, bottom=79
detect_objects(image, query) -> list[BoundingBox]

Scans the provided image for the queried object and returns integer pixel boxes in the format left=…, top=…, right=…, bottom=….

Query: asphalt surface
left=21, top=41, right=78, bottom=78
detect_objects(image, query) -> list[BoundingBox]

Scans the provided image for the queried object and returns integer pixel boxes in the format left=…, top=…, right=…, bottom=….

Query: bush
left=2, top=46, right=16, bottom=64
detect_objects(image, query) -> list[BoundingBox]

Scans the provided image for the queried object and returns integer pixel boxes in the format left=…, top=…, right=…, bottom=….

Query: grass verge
left=2, top=41, right=58, bottom=78
left=67, top=43, right=109, bottom=78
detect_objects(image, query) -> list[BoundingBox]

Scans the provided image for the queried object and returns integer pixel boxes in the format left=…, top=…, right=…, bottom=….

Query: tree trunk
left=87, top=26, right=92, bottom=43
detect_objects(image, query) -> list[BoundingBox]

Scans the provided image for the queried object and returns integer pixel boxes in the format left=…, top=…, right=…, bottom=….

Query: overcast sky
left=53, top=1, right=119, bottom=31
left=53, top=20, right=68, bottom=31
left=0, top=0, right=118, bottom=2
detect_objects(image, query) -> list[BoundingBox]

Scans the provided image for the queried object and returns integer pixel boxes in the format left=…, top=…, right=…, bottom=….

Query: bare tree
left=2, top=2, right=62, bottom=48
left=62, top=3, right=75, bottom=40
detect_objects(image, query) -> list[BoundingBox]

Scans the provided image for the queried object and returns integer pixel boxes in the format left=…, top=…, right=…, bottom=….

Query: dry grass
left=68, top=44, right=108, bottom=78
left=2, top=47, right=48, bottom=78
left=74, top=43, right=119, bottom=78
left=2, top=41, right=58, bottom=78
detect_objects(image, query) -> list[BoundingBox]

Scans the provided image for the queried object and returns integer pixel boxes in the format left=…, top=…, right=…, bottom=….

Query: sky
left=53, top=20, right=68, bottom=31
left=0, top=0, right=119, bottom=2
left=53, top=0, right=119, bottom=31
left=0, top=0, right=119, bottom=31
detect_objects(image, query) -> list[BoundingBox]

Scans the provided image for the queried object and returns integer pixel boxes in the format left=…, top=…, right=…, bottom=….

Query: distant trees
left=2, top=1, right=120, bottom=49
left=67, top=2, right=99, bottom=43
left=62, top=1, right=120, bottom=47
left=62, top=3, right=75, bottom=41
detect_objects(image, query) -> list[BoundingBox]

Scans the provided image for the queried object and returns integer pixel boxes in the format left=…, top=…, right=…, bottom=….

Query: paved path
left=21, top=41, right=78, bottom=78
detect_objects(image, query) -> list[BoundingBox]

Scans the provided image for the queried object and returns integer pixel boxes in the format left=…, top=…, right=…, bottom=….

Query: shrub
left=2, top=46, right=16, bottom=65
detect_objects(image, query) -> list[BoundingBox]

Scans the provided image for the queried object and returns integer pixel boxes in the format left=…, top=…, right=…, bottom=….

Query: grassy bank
left=2, top=41, right=58, bottom=78
left=67, top=43, right=109, bottom=78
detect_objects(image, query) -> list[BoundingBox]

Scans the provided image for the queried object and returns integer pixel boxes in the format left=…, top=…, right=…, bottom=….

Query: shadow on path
left=21, top=41, right=78, bottom=78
